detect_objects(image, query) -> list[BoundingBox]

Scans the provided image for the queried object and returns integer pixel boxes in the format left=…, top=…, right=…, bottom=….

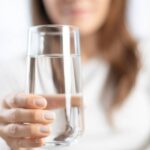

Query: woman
left=0, top=0, right=150, bottom=149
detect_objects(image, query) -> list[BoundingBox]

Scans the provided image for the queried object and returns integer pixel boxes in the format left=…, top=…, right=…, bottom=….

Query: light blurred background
left=127, top=0, right=150, bottom=40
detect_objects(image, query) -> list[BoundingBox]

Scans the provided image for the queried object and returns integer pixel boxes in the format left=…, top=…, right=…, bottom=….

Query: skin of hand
left=0, top=93, right=56, bottom=150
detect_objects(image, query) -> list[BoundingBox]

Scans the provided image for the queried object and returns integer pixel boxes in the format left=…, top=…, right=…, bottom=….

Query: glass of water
left=26, top=25, right=84, bottom=147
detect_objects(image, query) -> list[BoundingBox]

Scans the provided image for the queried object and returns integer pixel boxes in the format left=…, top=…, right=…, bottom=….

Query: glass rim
left=29, top=24, right=80, bottom=33
left=27, top=24, right=81, bottom=56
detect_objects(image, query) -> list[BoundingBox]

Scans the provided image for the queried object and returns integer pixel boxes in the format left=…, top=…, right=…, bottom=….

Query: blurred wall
left=0, top=0, right=30, bottom=59
left=127, top=0, right=150, bottom=40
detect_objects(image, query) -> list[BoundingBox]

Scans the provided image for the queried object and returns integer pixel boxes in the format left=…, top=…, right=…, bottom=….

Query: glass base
left=42, top=130, right=83, bottom=148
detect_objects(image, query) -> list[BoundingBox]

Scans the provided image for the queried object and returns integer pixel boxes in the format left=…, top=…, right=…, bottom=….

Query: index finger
left=4, top=93, right=47, bottom=109
left=44, top=94, right=83, bottom=109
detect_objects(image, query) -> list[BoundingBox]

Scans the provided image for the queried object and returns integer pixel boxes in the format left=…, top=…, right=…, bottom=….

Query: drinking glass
left=26, top=25, right=84, bottom=147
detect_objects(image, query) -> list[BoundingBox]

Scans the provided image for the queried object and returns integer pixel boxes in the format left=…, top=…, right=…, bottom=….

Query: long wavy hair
left=30, top=0, right=140, bottom=114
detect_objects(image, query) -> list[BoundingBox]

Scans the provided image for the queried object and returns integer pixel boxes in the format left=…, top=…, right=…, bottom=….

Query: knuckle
left=3, top=97, right=8, bottom=107
left=12, top=94, right=19, bottom=107
left=9, top=138, right=24, bottom=148
left=8, top=141, right=17, bottom=150
left=4, top=138, right=20, bottom=149
left=17, top=139, right=24, bottom=147
left=10, top=109, right=20, bottom=123
left=13, top=93, right=27, bottom=108
left=8, top=124, right=18, bottom=136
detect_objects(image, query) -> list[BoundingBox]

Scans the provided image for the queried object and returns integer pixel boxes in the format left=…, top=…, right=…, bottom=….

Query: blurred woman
left=0, top=0, right=150, bottom=150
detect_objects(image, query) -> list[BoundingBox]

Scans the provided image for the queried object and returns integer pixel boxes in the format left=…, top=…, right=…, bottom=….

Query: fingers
left=7, top=138, right=44, bottom=149
left=0, top=123, right=48, bottom=148
left=4, top=93, right=47, bottom=109
left=44, top=94, right=82, bottom=109
left=0, top=108, right=55, bottom=124
left=44, top=95, right=65, bottom=109
left=2, top=124, right=50, bottom=138
left=4, top=93, right=82, bottom=110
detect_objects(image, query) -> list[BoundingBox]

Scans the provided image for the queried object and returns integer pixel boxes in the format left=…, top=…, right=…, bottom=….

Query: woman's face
left=43, top=0, right=111, bottom=36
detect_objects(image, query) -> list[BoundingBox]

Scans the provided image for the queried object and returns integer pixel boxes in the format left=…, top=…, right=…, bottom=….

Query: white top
left=0, top=41, right=150, bottom=150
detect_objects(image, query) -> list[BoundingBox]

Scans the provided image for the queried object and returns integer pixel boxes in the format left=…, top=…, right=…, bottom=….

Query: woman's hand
left=0, top=93, right=55, bottom=150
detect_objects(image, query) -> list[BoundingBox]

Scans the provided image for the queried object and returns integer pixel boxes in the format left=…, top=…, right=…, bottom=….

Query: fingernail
left=44, top=112, right=55, bottom=120
left=35, top=98, right=46, bottom=107
left=40, top=126, right=49, bottom=133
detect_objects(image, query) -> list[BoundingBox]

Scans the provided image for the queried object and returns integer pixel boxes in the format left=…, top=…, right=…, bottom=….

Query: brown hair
left=99, top=0, right=139, bottom=113
left=30, top=0, right=140, bottom=113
